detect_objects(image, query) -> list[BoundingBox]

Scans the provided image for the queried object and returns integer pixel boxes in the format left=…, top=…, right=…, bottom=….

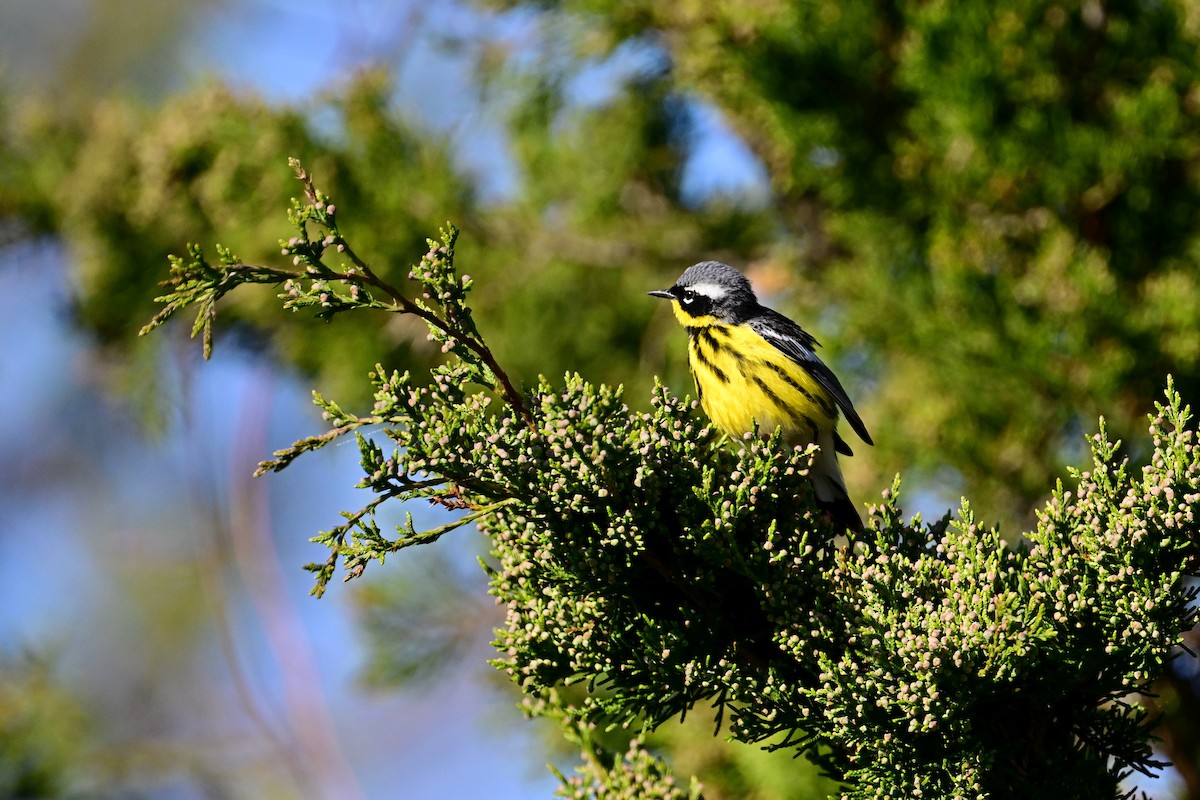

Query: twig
left=338, top=255, right=533, bottom=429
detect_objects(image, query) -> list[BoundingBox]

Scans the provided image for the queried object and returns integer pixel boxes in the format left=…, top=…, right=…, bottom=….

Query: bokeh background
left=2, top=0, right=1200, bottom=797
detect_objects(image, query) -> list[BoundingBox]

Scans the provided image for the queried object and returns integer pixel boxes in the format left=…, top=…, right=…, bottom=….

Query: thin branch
left=339, top=255, right=533, bottom=430
left=388, top=497, right=521, bottom=552
left=193, top=252, right=534, bottom=431
left=286, top=159, right=534, bottom=428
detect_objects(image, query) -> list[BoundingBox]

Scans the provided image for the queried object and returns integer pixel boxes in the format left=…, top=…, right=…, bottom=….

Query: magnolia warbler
left=650, top=261, right=872, bottom=531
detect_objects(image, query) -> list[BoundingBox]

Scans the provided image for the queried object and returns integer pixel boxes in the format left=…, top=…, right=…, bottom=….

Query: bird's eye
left=681, top=290, right=695, bottom=304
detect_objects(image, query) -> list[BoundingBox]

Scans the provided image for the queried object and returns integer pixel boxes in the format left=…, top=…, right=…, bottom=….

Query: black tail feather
left=819, top=489, right=864, bottom=535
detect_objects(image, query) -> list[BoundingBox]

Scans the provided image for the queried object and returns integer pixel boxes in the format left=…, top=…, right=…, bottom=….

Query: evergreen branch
left=139, top=158, right=531, bottom=428
left=308, top=496, right=520, bottom=598
left=139, top=163, right=1200, bottom=798
left=138, top=247, right=296, bottom=359
left=255, top=415, right=383, bottom=476
left=394, top=497, right=520, bottom=550
left=288, top=159, right=532, bottom=429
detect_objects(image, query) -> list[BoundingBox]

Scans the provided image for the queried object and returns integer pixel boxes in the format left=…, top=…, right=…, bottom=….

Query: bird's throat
left=671, top=302, right=721, bottom=329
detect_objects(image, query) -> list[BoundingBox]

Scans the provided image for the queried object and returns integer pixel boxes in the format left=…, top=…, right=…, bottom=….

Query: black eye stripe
left=674, top=287, right=714, bottom=318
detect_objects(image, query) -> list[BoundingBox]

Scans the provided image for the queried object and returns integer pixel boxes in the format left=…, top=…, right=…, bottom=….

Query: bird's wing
left=749, top=309, right=873, bottom=446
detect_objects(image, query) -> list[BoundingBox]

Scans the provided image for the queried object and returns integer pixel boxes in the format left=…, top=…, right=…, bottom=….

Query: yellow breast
left=686, top=323, right=837, bottom=446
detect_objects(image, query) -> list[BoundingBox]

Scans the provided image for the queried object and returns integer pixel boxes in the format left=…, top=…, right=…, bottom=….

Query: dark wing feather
left=748, top=309, right=873, bottom=446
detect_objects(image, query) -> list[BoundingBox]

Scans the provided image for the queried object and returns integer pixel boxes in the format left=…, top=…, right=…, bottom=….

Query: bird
left=649, top=260, right=872, bottom=531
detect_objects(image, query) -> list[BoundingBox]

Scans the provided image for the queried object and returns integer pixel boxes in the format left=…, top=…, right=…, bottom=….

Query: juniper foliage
left=143, top=163, right=1200, bottom=800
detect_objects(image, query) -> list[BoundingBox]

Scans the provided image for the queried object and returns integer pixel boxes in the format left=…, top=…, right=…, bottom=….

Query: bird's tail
left=810, top=433, right=863, bottom=534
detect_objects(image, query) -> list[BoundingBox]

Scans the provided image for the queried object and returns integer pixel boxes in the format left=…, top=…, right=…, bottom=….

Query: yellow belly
left=687, top=323, right=836, bottom=445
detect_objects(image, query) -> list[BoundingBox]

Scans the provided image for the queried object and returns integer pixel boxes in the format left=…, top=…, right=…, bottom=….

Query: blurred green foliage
left=7, top=0, right=1200, bottom=797
left=0, top=656, right=89, bottom=798
left=0, top=66, right=765, bottom=408
left=1, top=74, right=476, bottom=403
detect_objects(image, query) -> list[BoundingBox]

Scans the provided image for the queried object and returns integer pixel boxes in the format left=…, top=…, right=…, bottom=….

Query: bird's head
left=649, top=261, right=757, bottom=327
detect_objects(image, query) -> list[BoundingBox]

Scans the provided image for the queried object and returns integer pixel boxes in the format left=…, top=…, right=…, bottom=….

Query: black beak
left=648, top=289, right=676, bottom=300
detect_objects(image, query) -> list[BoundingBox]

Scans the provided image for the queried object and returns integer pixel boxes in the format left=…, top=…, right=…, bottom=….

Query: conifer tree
left=141, top=162, right=1200, bottom=799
